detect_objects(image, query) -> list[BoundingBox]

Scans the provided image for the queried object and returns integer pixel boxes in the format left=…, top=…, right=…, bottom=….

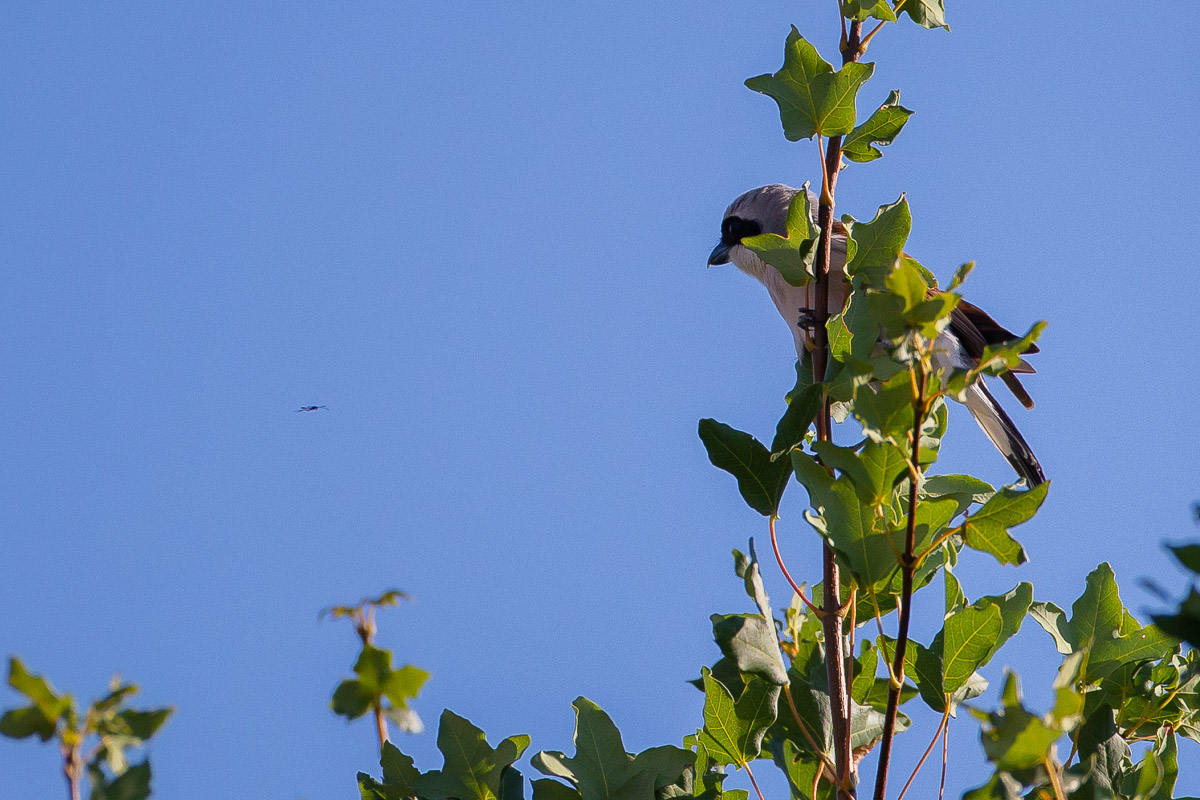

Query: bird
left=707, top=184, right=1045, bottom=486
left=294, top=405, right=328, bottom=413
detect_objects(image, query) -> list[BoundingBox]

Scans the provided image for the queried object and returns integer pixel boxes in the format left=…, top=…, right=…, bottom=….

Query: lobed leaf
left=699, top=420, right=790, bottom=517
left=841, top=196, right=911, bottom=285
left=696, top=670, right=779, bottom=768
left=960, top=483, right=1048, bottom=566
left=842, top=90, right=913, bottom=163
left=745, top=28, right=875, bottom=142
left=741, top=190, right=818, bottom=287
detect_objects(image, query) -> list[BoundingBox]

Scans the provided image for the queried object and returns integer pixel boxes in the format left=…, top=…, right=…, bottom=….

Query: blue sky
left=2, top=1, right=1199, bottom=797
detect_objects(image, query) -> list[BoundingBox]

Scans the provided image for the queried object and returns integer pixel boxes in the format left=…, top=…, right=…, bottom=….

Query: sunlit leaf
left=745, top=28, right=875, bottom=141
left=696, top=670, right=779, bottom=768
left=842, top=90, right=912, bottom=163
left=960, top=483, right=1048, bottom=566
left=417, top=710, right=529, bottom=800
left=741, top=189, right=818, bottom=287
left=842, top=197, right=910, bottom=285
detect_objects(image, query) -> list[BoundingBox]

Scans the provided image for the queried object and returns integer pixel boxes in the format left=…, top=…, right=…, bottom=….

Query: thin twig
left=771, top=516, right=823, bottom=616
left=62, top=741, right=81, bottom=800
left=896, top=707, right=950, bottom=800
left=860, top=19, right=888, bottom=50
left=939, top=717, right=949, bottom=800
left=1043, top=757, right=1068, bottom=800
left=784, top=684, right=839, bottom=778
left=871, top=358, right=928, bottom=800
left=744, top=761, right=768, bottom=800
left=374, top=700, right=389, bottom=751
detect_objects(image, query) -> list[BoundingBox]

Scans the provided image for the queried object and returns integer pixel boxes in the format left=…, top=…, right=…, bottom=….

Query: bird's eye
left=721, top=216, right=761, bottom=246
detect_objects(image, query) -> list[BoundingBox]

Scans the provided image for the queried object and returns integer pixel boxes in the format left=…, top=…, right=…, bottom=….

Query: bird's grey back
left=723, top=184, right=815, bottom=236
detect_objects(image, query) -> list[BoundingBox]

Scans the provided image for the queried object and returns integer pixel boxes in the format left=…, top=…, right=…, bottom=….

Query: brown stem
left=771, top=516, right=822, bottom=616
left=871, top=360, right=927, bottom=800
left=896, top=707, right=949, bottom=800
left=1043, top=757, right=1067, bottom=800
left=62, top=742, right=81, bottom=800
left=744, top=761, right=768, bottom=800
left=374, top=700, right=389, bottom=752
left=939, top=718, right=949, bottom=800
left=814, top=18, right=864, bottom=800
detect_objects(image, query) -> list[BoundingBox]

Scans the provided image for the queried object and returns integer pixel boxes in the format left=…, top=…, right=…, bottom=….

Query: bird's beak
left=707, top=242, right=731, bottom=267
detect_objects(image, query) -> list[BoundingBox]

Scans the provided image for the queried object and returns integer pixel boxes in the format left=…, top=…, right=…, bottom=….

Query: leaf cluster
left=0, top=657, right=172, bottom=800
left=328, top=588, right=430, bottom=736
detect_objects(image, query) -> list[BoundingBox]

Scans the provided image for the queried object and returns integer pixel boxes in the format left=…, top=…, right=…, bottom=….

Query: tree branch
left=813, top=17, right=864, bottom=799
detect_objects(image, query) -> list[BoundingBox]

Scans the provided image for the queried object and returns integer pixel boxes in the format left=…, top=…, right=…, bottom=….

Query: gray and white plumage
left=708, top=184, right=1045, bottom=486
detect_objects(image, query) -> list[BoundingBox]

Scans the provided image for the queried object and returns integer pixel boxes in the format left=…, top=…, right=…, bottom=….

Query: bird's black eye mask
left=721, top=216, right=761, bottom=247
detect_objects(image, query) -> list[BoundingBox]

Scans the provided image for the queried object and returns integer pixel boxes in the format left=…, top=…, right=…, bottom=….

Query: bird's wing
left=941, top=294, right=1038, bottom=410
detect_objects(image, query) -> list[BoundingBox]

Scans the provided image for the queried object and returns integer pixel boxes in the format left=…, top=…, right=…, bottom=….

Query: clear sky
left=3, top=2, right=1199, bottom=798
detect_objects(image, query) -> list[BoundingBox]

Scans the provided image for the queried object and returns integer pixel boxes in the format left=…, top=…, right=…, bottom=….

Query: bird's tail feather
left=962, top=380, right=1045, bottom=486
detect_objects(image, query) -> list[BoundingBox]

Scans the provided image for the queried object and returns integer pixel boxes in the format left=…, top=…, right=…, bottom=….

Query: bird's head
left=707, top=183, right=805, bottom=282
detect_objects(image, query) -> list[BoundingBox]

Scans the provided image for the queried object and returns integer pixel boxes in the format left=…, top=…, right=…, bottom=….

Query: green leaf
left=946, top=261, right=974, bottom=292
left=381, top=741, right=421, bottom=794
left=732, top=541, right=773, bottom=620
left=355, top=645, right=393, bottom=690
left=532, top=699, right=689, bottom=800
left=842, top=0, right=896, bottom=22
left=842, top=90, right=912, bottom=163
left=972, top=322, right=1048, bottom=379
left=961, top=773, right=1022, bottom=800
left=772, top=383, right=823, bottom=457
left=975, top=672, right=1064, bottom=772
left=842, top=196, right=911, bottom=285
left=533, top=780, right=583, bottom=800
left=745, top=28, right=875, bottom=141
left=0, top=705, right=58, bottom=741
left=90, top=760, right=152, bottom=800
left=384, top=664, right=430, bottom=709
left=1029, top=601, right=1073, bottom=655
left=812, top=440, right=907, bottom=509
left=1088, top=626, right=1177, bottom=682
left=1068, top=563, right=1126, bottom=650
left=416, top=710, right=529, bottom=800
left=906, top=583, right=1030, bottom=711
left=825, top=287, right=880, bottom=365
left=1075, top=705, right=1129, bottom=794
left=897, top=0, right=947, bottom=30
left=942, top=605, right=1004, bottom=693
left=850, top=371, right=915, bottom=446
left=1046, top=564, right=1176, bottom=683
left=1152, top=586, right=1200, bottom=648
left=332, top=679, right=374, bottom=720
left=922, top=474, right=994, bottom=515
left=1168, top=543, right=1200, bottom=574
left=711, top=614, right=788, bottom=686
left=7, top=658, right=69, bottom=721
left=741, top=189, right=818, bottom=287
left=975, top=584, right=1033, bottom=663
left=960, top=483, right=1048, bottom=566
left=808, top=474, right=894, bottom=587
left=699, top=420, right=790, bottom=517
left=112, top=708, right=172, bottom=741
left=696, top=670, right=779, bottom=768
left=769, top=739, right=835, bottom=800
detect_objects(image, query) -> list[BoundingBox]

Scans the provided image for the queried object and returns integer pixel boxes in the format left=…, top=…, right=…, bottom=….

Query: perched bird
left=708, top=184, right=1045, bottom=486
